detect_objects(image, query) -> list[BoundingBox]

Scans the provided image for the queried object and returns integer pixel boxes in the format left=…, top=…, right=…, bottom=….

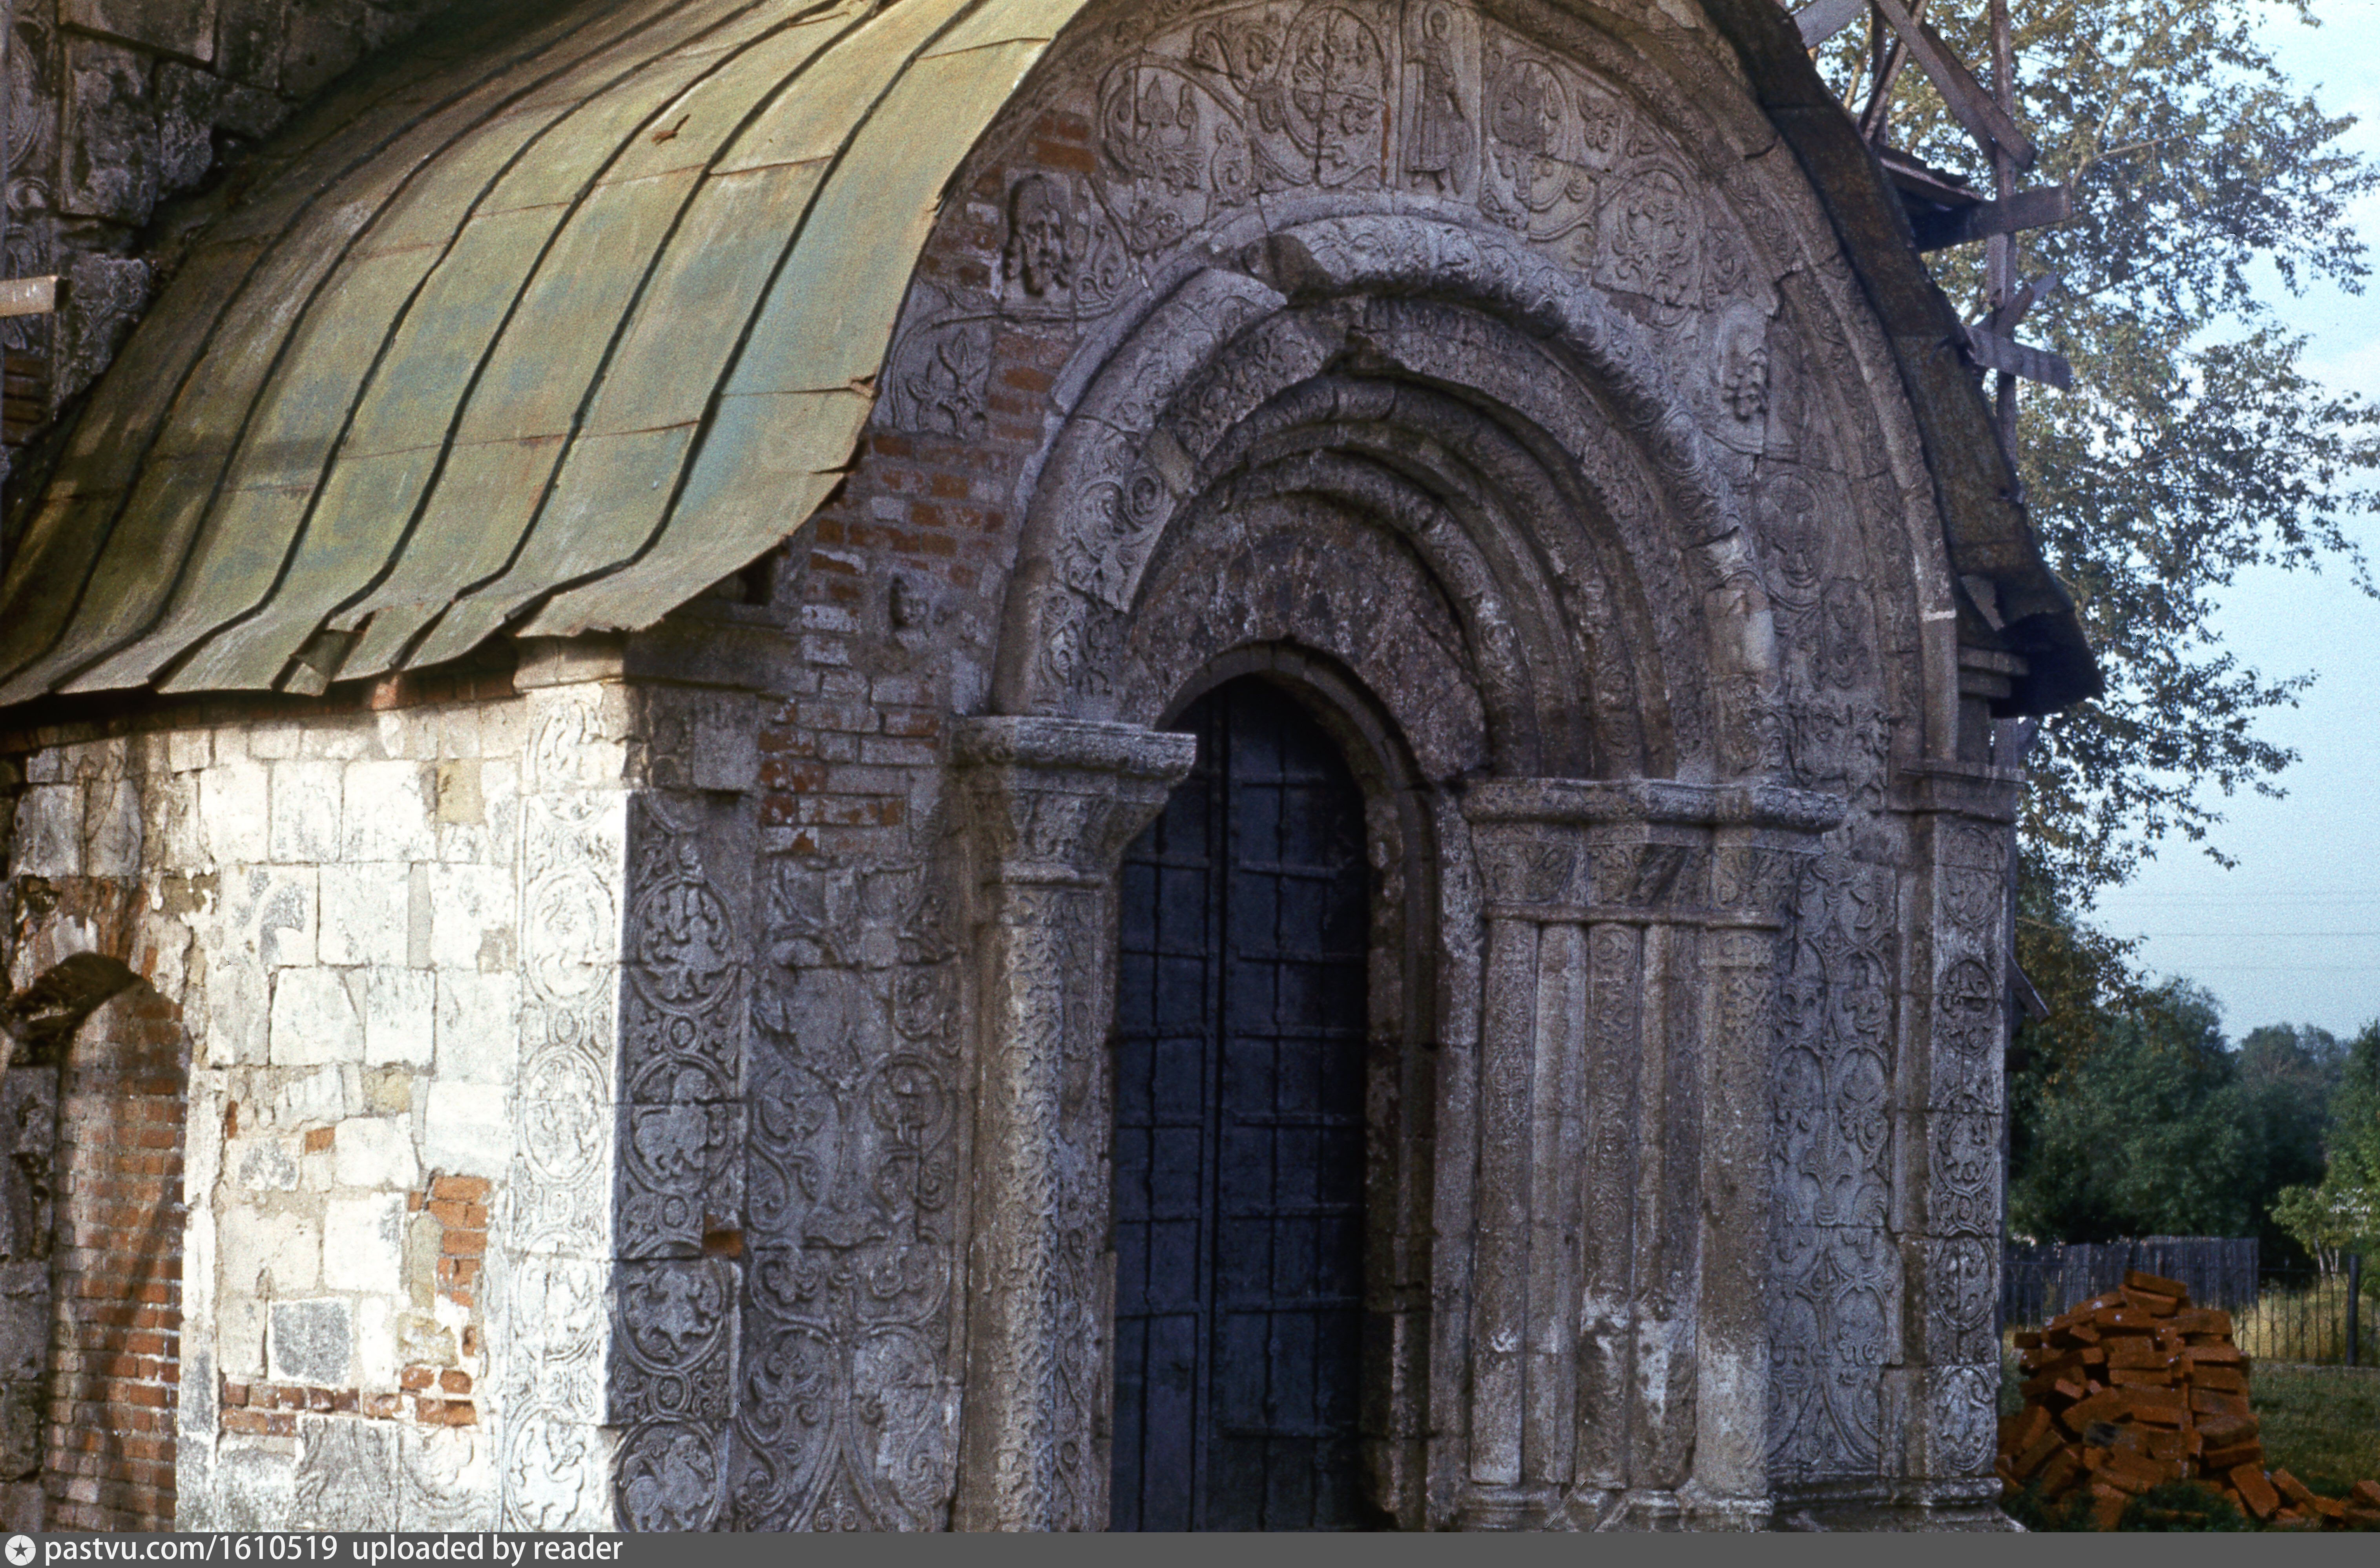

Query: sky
left=2082, top=1, right=2380, bottom=1040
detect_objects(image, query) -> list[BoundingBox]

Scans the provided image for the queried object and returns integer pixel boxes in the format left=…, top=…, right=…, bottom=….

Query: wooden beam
left=1878, top=145, right=1983, bottom=208
left=0, top=274, right=57, bottom=319
left=1913, top=185, right=2070, bottom=250
left=1793, top=0, right=1868, bottom=48
left=1962, top=322, right=2072, bottom=389
left=1988, top=270, right=2062, bottom=336
left=1867, top=0, right=2038, bottom=168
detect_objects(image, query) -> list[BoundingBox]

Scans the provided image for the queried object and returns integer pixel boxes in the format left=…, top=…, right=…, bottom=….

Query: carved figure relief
left=1403, top=4, right=1470, bottom=194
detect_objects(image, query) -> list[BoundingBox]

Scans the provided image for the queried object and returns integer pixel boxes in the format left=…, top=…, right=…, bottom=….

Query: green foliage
left=2011, top=980, right=2261, bottom=1239
left=1821, top=1, right=2380, bottom=902
left=2274, top=1024, right=2380, bottom=1268
left=2008, top=980, right=2354, bottom=1250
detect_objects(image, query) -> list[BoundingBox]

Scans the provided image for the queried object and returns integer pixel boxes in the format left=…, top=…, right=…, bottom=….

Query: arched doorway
left=1108, top=678, right=1375, bottom=1530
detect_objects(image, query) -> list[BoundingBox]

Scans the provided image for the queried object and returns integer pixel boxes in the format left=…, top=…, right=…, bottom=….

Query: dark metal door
left=1110, top=679, right=1373, bottom=1531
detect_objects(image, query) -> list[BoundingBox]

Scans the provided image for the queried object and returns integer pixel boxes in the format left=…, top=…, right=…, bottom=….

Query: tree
left=2275, top=1022, right=2380, bottom=1270
left=1817, top=1, right=2380, bottom=904
left=2009, top=981, right=2261, bottom=1240
left=2009, top=989, right=2351, bottom=1250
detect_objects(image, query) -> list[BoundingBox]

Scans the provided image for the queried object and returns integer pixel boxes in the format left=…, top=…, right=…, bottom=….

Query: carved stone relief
left=734, top=855, right=964, bottom=1531
left=1769, top=844, right=1901, bottom=1482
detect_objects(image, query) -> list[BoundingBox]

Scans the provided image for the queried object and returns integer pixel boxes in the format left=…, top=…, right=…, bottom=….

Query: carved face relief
left=1004, top=174, right=1074, bottom=300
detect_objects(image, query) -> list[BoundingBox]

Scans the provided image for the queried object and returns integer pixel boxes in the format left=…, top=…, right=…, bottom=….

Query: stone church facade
left=0, top=0, right=2095, bottom=1532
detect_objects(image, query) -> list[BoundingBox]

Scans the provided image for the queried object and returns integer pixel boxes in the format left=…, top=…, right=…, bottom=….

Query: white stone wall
left=5, top=680, right=637, bottom=1528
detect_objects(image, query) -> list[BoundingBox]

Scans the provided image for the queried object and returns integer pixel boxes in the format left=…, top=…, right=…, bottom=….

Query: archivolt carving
left=999, top=214, right=1798, bottom=781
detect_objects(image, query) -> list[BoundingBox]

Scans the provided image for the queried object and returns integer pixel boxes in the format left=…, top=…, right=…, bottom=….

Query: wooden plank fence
left=2004, top=1237, right=2262, bottom=1326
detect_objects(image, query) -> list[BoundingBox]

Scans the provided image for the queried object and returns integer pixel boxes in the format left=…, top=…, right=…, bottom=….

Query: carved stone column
left=1456, top=778, right=1837, bottom=1530
left=948, top=717, right=1195, bottom=1532
left=1683, top=785, right=1842, bottom=1529
left=1887, top=765, right=2022, bottom=1513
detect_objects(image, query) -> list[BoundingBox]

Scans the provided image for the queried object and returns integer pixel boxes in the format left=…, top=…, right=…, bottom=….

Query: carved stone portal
left=949, top=718, right=1197, bottom=1530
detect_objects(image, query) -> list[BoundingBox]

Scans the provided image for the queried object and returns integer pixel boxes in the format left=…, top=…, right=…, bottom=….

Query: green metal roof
left=0, top=0, right=1086, bottom=702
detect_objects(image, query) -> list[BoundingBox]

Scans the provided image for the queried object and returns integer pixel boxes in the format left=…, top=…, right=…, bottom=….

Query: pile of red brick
left=1998, top=1268, right=2380, bottom=1530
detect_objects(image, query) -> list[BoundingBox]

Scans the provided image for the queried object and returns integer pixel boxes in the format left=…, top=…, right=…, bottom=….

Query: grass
left=2252, top=1364, right=2380, bottom=1499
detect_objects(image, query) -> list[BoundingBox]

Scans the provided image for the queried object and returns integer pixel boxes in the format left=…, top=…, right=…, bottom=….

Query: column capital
left=952, top=716, right=1196, bottom=887
left=1460, top=777, right=1843, bottom=922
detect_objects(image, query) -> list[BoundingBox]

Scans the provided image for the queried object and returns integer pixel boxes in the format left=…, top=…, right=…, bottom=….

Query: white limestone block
left=268, top=1298, right=353, bottom=1385
left=434, top=972, right=518, bottom=1085
left=219, top=1205, right=321, bottom=1296
left=478, top=700, right=529, bottom=760
left=223, top=864, right=316, bottom=970
left=268, top=759, right=344, bottom=862
left=301, top=723, right=371, bottom=762
left=272, top=1065, right=359, bottom=1128
left=154, top=772, right=204, bottom=872
left=364, top=968, right=436, bottom=1068
left=436, top=758, right=518, bottom=866
left=318, top=863, right=409, bottom=968
left=323, top=1192, right=407, bottom=1293
left=436, top=707, right=482, bottom=760
left=234, top=1138, right=301, bottom=1192
left=83, top=777, right=143, bottom=875
left=332, top=1115, right=421, bottom=1191
left=420, top=1082, right=509, bottom=1179
left=433, top=975, right=521, bottom=1085
left=270, top=969, right=365, bottom=1067
left=13, top=785, right=84, bottom=876
left=201, top=757, right=271, bottom=864
left=167, top=727, right=212, bottom=773
left=341, top=760, right=435, bottom=862
left=427, top=863, right=517, bottom=972
left=355, top=1296, right=397, bottom=1390
left=203, top=956, right=272, bottom=1066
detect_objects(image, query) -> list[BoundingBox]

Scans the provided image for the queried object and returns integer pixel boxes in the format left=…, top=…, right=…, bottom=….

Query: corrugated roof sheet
left=0, top=0, right=1087, bottom=702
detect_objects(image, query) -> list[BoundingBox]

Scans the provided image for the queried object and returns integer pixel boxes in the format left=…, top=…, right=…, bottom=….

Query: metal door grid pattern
left=1110, top=679, right=1372, bottom=1531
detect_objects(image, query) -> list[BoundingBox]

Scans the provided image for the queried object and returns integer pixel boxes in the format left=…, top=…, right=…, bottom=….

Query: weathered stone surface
left=0, top=0, right=2068, bottom=1536
left=268, top=1298, right=351, bottom=1386
left=59, top=38, right=158, bottom=225
left=63, top=0, right=218, bottom=62
left=322, top=1193, right=405, bottom=1292
left=293, top=1416, right=397, bottom=1530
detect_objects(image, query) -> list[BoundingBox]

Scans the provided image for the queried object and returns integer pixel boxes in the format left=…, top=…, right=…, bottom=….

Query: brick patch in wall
left=219, top=1367, right=476, bottom=1432
left=43, top=985, right=186, bottom=1533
